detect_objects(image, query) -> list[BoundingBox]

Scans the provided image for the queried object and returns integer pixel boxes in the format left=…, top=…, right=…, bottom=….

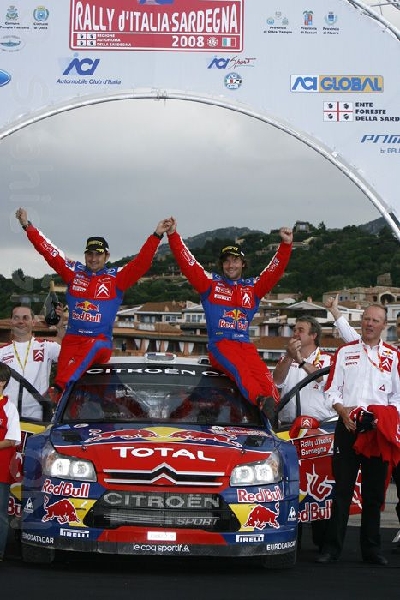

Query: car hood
left=49, top=423, right=276, bottom=475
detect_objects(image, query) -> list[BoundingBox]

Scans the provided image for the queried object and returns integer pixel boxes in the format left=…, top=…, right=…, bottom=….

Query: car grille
left=103, top=464, right=224, bottom=487
left=83, top=491, right=240, bottom=532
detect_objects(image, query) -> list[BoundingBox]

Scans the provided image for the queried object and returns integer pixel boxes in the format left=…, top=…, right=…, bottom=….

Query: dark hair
left=11, top=305, right=34, bottom=319
left=0, top=362, right=11, bottom=388
left=295, top=315, right=322, bottom=346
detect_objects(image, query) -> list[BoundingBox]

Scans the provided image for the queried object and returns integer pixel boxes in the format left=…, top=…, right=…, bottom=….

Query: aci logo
left=63, top=54, right=100, bottom=76
left=291, top=75, right=384, bottom=93
left=0, top=69, right=11, bottom=86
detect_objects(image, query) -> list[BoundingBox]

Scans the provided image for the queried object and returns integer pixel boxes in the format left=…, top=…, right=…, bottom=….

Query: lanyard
left=362, top=344, right=384, bottom=372
left=13, top=337, right=33, bottom=374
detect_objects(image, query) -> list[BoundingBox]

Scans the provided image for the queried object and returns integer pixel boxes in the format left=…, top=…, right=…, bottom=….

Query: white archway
left=1, top=0, right=400, bottom=238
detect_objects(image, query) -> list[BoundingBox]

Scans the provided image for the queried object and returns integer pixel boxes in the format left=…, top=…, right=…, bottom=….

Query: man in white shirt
left=317, top=304, right=400, bottom=566
left=326, top=296, right=400, bottom=555
left=273, top=316, right=335, bottom=425
left=0, top=306, right=64, bottom=420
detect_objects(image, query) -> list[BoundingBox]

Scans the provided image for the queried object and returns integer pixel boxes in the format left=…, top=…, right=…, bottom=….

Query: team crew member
left=16, top=208, right=172, bottom=390
left=166, top=217, right=293, bottom=416
left=325, top=295, right=400, bottom=554
left=273, top=315, right=335, bottom=425
left=0, top=305, right=63, bottom=420
left=0, top=363, right=21, bottom=562
left=317, top=304, right=400, bottom=566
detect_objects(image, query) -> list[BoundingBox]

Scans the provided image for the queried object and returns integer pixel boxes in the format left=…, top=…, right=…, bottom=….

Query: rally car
left=20, top=354, right=300, bottom=568
left=21, top=353, right=299, bottom=568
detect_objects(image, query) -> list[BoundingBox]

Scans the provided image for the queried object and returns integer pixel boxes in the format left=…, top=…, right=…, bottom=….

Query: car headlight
left=42, top=444, right=97, bottom=482
left=230, top=451, right=282, bottom=486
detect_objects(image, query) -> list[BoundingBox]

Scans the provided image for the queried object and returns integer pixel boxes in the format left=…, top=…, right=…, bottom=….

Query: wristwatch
left=298, top=360, right=307, bottom=369
left=153, top=231, right=164, bottom=240
left=21, top=221, right=32, bottom=230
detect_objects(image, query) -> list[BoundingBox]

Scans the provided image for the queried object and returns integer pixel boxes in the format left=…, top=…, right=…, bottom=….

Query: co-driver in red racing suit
left=19, top=216, right=170, bottom=391
left=167, top=221, right=293, bottom=408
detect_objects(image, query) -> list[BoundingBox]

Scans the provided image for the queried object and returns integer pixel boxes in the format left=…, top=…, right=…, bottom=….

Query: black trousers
left=321, top=419, right=388, bottom=559
left=392, top=462, right=400, bottom=524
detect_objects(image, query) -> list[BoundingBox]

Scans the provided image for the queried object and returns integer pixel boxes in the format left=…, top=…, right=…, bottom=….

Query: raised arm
left=254, top=227, right=293, bottom=299
left=116, top=218, right=173, bottom=291
left=167, top=218, right=211, bottom=295
left=325, top=294, right=359, bottom=343
left=15, top=207, right=75, bottom=282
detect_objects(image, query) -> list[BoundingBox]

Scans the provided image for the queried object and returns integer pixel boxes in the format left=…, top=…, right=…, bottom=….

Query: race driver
left=166, top=217, right=293, bottom=418
left=16, top=207, right=172, bottom=392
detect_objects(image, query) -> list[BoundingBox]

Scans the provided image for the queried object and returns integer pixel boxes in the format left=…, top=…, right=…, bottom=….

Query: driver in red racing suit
left=167, top=218, right=293, bottom=417
left=16, top=208, right=172, bottom=391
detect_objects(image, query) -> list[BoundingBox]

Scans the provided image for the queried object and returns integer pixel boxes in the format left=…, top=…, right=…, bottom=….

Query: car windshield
left=60, top=363, right=263, bottom=427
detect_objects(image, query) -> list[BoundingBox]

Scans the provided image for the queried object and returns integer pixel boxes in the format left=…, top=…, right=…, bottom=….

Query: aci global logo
left=0, top=69, right=11, bottom=86
left=291, top=75, right=384, bottom=93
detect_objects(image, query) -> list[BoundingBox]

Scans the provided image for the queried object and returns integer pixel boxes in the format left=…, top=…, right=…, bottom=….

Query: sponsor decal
left=60, top=528, right=90, bottom=538
left=298, top=435, right=333, bottom=458
left=302, top=464, right=334, bottom=501
left=72, top=310, right=101, bottom=323
left=361, top=134, right=400, bottom=154
left=288, top=506, right=297, bottom=521
left=207, top=55, right=255, bottom=69
left=0, top=34, right=24, bottom=50
left=237, top=486, right=283, bottom=503
left=57, top=54, right=121, bottom=86
left=95, top=281, right=111, bottom=298
left=265, top=540, right=296, bottom=550
left=244, top=502, right=280, bottom=530
left=33, top=349, right=44, bottom=362
left=236, top=534, right=264, bottom=542
left=103, top=491, right=220, bottom=509
left=41, top=478, right=90, bottom=498
left=63, top=54, right=100, bottom=76
left=148, top=531, right=176, bottom=541
left=111, top=445, right=216, bottom=461
left=169, top=428, right=242, bottom=447
left=291, top=75, right=384, bottom=93
left=75, top=300, right=100, bottom=312
left=24, top=497, right=34, bottom=514
left=42, top=496, right=80, bottom=524
left=0, top=68, right=11, bottom=86
left=33, top=6, right=49, bottom=23
left=69, top=0, right=243, bottom=52
left=8, top=495, right=21, bottom=517
left=324, top=101, right=353, bottom=122
left=85, top=428, right=157, bottom=444
left=22, top=532, right=54, bottom=544
left=132, top=543, right=190, bottom=553
left=299, top=500, right=332, bottom=523
left=224, top=71, right=242, bottom=90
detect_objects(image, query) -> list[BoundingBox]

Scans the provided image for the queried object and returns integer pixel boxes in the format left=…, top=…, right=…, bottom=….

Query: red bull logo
left=302, top=464, right=334, bottom=502
left=75, top=300, right=99, bottom=312
left=84, top=428, right=158, bottom=444
left=42, top=496, right=80, bottom=525
left=169, top=429, right=242, bottom=447
left=244, top=503, right=280, bottom=530
left=222, top=308, right=247, bottom=321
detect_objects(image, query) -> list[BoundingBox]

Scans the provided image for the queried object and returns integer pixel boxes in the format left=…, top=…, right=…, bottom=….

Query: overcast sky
left=1, top=1, right=398, bottom=282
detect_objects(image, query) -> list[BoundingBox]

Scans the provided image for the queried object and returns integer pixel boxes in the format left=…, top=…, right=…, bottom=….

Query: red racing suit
left=25, top=224, right=162, bottom=389
left=168, top=231, right=292, bottom=404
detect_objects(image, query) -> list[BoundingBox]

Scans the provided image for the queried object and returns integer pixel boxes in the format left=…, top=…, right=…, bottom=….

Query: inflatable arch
left=1, top=0, right=400, bottom=237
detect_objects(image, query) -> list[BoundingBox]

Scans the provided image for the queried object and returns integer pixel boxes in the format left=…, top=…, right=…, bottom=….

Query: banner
left=1, top=1, right=400, bottom=237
